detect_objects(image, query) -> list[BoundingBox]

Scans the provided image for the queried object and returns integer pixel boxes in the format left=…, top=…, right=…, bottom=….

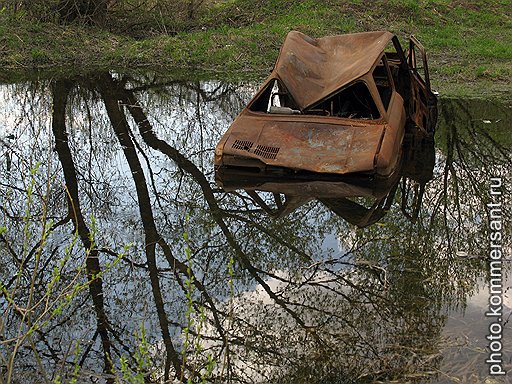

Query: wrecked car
left=214, top=30, right=437, bottom=178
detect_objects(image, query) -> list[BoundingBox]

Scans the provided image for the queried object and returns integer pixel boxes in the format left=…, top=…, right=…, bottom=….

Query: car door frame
left=408, top=36, right=438, bottom=133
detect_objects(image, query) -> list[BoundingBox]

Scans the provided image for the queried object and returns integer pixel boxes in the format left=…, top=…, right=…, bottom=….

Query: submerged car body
left=215, top=30, right=437, bottom=177
left=216, top=126, right=435, bottom=227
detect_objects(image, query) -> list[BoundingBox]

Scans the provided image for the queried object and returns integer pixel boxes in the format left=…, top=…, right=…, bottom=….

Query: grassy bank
left=0, top=0, right=511, bottom=98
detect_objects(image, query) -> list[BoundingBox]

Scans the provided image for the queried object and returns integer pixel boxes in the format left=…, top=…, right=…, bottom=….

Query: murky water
left=0, top=73, right=511, bottom=383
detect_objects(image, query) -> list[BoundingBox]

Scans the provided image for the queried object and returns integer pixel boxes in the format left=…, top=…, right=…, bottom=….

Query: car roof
left=271, top=30, right=395, bottom=110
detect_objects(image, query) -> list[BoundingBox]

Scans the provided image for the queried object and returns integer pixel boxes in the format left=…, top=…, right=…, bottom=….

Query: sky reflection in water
left=0, top=73, right=511, bottom=383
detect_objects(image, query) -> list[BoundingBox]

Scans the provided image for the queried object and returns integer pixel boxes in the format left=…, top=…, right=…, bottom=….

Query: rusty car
left=214, top=30, right=437, bottom=178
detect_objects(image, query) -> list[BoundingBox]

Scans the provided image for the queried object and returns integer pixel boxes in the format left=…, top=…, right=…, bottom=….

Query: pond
left=0, top=72, right=511, bottom=384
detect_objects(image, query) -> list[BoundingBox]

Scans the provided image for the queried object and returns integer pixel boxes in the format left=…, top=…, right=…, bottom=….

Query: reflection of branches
left=5, top=75, right=507, bottom=382
left=3, top=219, right=70, bottom=289
left=111, top=77, right=350, bottom=361
left=223, top=211, right=313, bottom=263
left=440, top=101, right=459, bottom=257
left=99, top=75, right=234, bottom=381
left=98, top=80, right=183, bottom=382
left=439, top=98, right=511, bottom=230
left=51, top=79, right=114, bottom=382
left=126, top=75, right=246, bottom=105
left=421, top=98, right=512, bottom=268
left=116, top=89, right=422, bottom=379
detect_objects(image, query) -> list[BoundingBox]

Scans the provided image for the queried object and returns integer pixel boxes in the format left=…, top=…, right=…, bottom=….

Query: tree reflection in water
left=0, top=74, right=510, bottom=383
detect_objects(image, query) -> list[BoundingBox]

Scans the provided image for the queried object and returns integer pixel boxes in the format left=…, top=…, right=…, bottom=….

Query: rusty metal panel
left=220, top=114, right=386, bottom=174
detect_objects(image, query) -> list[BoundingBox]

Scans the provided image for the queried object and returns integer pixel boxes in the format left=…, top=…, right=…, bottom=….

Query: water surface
left=0, top=72, right=511, bottom=383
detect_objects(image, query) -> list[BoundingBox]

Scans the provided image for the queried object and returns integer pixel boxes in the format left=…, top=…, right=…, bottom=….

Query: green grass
left=0, top=0, right=510, bottom=97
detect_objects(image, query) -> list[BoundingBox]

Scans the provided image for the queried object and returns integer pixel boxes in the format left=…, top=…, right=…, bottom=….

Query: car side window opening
left=409, top=42, right=429, bottom=87
left=306, top=81, right=380, bottom=119
left=372, top=58, right=393, bottom=111
left=249, top=79, right=300, bottom=114
left=249, top=79, right=380, bottom=119
left=414, top=48, right=425, bottom=79
left=269, top=80, right=281, bottom=109
left=384, top=39, right=411, bottom=100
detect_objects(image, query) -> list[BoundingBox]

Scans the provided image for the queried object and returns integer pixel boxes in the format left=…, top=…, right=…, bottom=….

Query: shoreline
left=0, top=0, right=510, bottom=99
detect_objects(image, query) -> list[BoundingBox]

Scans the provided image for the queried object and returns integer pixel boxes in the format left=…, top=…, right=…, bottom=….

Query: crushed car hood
left=274, top=30, right=395, bottom=110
